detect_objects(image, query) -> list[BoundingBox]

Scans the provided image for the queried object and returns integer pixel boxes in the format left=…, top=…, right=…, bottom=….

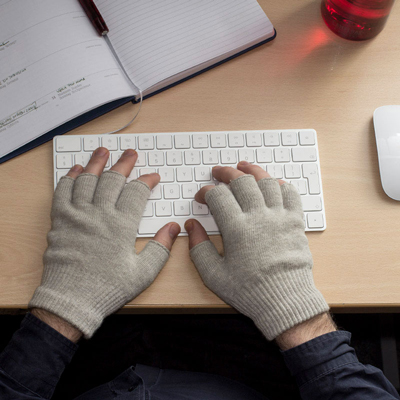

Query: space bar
left=138, top=217, right=219, bottom=235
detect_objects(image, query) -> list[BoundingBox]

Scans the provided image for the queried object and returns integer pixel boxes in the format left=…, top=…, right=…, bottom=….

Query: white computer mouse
left=373, top=105, right=400, bottom=201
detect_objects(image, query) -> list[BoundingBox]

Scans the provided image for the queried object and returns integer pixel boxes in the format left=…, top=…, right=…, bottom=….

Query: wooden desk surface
left=1, top=0, right=400, bottom=311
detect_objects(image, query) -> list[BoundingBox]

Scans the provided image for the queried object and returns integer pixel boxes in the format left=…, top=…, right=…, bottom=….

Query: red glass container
left=321, top=0, right=395, bottom=40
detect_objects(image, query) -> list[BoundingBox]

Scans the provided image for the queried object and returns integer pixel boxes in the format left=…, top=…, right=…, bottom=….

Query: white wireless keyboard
left=53, top=130, right=326, bottom=236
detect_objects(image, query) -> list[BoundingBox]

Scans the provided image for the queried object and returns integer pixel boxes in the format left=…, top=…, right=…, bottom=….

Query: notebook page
left=95, top=0, right=274, bottom=94
left=0, top=0, right=136, bottom=159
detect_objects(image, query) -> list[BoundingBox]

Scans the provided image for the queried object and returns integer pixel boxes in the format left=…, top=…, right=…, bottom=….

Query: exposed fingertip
left=94, top=147, right=108, bottom=157
left=153, top=222, right=180, bottom=251
left=194, top=185, right=215, bottom=204
left=122, top=148, right=137, bottom=157
left=238, top=161, right=250, bottom=166
left=185, top=219, right=194, bottom=233
left=137, top=173, right=161, bottom=190
left=140, top=173, right=160, bottom=178
left=194, top=190, right=203, bottom=203
left=66, top=164, right=84, bottom=178
left=169, top=222, right=181, bottom=239
left=185, top=219, right=209, bottom=250
left=71, top=164, right=83, bottom=172
left=150, top=173, right=161, bottom=183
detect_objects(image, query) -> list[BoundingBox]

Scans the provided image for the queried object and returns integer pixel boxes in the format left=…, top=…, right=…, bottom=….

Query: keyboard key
left=157, top=135, right=172, bottom=149
left=158, top=167, right=174, bottom=182
left=184, top=150, right=201, bottom=165
left=193, top=201, right=209, bottom=215
left=142, top=202, right=153, bottom=217
left=102, top=136, right=118, bottom=151
left=267, top=164, right=283, bottom=179
left=281, top=131, right=298, bottom=146
left=166, top=151, right=183, bottom=165
left=148, top=151, right=164, bottom=166
left=193, top=134, right=208, bottom=148
left=264, top=131, right=280, bottom=146
left=75, top=153, right=91, bottom=167
left=174, top=201, right=190, bottom=216
left=111, top=152, right=123, bottom=166
left=176, top=167, right=193, bottom=182
left=149, top=185, right=162, bottom=200
left=195, top=167, right=211, bottom=181
left=164, top=184, right=180, bottom=199
left=56, top=154, right=73, bottom=168
left=136, top=152, right=146, bottom=167
left=290, top=179, right=307, bottom=194
left=156, top=202, right=172, bottom=216
left=202, top=150, right=219, bottom=165
left=228, top=132, right=244, bottom=147
left=256, top=148, right=272, bottom=163
left=138, top=135, right=154, bottom=150
left=299, top=130, right=316, bottom=145
left=284, top=164, right=301, bottom=179
left=302, top=164, right=320, bottom=194
left=57, top=170, right=69, bottom=182
left=274, top=148, right=291, bottom=162
left=307, top=213, right=324, bottom=229
left=182, top=183, right=198, bottom=198
left=120, top=136, right=136, bottom=150
left=138, top=216, right=218, bottom=235
left=56, top=136, right=81, bottom=152
left=221, top=149, right=237, bottom=164
left=238, top=149, right=255, bottom=163
left=301, top=196, right=322, bottom=211
left=292, top=147, right=317, bottom=162
left=127, top=169, right=138, bottom=182
left=83, top=137, right=99, bottom=152
left=175, top=135, right=191, bottom=149
left=246, top=132, right=262, bottom=147
left=210, top=133, right=226, bottom=148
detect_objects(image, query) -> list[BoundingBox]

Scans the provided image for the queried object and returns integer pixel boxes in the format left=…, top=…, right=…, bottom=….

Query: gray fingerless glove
left=29, top=171, right=170, bottom=338
left=190, top=175, right=328, bottom=340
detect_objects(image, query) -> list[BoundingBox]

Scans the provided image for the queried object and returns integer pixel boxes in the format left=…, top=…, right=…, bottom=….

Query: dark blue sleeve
left=0, top=313, right=78, bottom=399
left=282, top=330, right=400, bottom=400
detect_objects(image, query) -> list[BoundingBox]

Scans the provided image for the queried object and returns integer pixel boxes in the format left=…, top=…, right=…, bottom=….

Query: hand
left=29, top=147, right=180, bottom=339
left=186, top=162, right=329, bottom=341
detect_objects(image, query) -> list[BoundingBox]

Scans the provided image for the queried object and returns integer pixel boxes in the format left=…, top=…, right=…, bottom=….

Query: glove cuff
left=29, top=267, right=129, bottom=339
left=234, top=268, right=329, bottom=341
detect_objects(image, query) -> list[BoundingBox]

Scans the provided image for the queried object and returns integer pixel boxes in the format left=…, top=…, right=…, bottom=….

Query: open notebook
left=0, top=0, right=275, bottom=163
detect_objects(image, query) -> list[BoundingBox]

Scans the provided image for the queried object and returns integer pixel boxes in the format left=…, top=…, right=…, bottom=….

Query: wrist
left=31, top=308, right=83, bottom=343
left=275, top=313, right=337, bottom=351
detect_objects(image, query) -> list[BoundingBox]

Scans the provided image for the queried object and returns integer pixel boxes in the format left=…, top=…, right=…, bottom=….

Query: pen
left=78, top=0, right=109, bottom=36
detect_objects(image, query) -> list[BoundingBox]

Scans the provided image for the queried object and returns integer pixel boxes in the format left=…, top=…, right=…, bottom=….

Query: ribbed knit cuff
left=29, top=268, right=129, bottom=339
left=234, top=268, right=329, bottom=340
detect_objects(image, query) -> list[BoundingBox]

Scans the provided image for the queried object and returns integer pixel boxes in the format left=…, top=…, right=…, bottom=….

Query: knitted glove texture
left=29, top=171, right=169, bottom=338
left=190, top=175, right=328, bottom=340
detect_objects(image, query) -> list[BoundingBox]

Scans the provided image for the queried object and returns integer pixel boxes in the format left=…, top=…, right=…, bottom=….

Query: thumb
left=186, top=219, right=224, bottom=286
left=153, top=222, right=181, bottom=251
left=185, top=219, right=210, bottom=250
left=137, top=223, right=180, bottom=281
